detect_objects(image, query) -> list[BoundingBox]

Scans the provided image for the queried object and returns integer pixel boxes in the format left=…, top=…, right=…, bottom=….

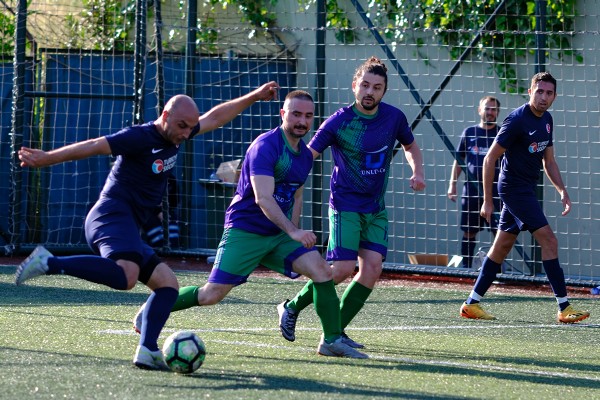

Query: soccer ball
left=162, top=331, right=206, bottom=374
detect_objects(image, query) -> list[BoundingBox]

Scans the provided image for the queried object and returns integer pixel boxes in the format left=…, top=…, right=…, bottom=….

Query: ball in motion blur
left=162, top=331, right=206, bottom=374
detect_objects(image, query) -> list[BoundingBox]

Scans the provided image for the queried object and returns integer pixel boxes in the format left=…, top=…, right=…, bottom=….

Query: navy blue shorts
left=460, top=195, right=500, bottom=233
left=499, top=188, right=549, bottom=234
left=84, top=198, right=156, bottom=267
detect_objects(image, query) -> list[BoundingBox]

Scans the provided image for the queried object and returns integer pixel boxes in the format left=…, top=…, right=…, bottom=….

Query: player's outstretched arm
left=18, top=137, right=112, bottom=168
left=197, top=81, right=280, bottom=135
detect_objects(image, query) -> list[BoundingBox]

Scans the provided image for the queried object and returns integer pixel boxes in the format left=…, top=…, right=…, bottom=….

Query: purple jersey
left=309, top=102, right=414, bottom=213
left=495, top=103, right=553, bottom=193
left=224, top=127, right=314, bottom=236
left=456, top=125, right=499, bottom=197
left=103, top=121, right=198, bottom=224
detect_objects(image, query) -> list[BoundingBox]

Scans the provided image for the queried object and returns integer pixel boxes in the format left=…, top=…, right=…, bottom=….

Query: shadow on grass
left=373, top=343, right=600, bottom=384
left=230, top=353, right=600, bottom=393
left=1, top=280, right=149, bottom=306
left=369, top=355, right=600, bottom=389
left=153, top=367, right=462, bottom=399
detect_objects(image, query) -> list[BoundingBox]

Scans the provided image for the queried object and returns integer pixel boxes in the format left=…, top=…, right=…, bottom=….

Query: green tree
left=0, top=12, right=16, bottom=57
left=63, top=0, right=135, bottom=51
left=237, top=0, right=581, bottom=94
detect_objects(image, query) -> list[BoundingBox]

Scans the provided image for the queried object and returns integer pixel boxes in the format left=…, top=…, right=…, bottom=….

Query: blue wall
left=1, top=53, right=296, bottom=249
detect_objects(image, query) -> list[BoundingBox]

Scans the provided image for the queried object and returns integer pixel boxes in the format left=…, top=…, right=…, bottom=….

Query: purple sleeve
left=246, top=136, right=278, bottom=177
left=308, top=118, right=336, bottom=154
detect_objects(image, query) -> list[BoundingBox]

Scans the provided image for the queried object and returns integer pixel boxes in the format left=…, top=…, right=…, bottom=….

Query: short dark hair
left=353, top=56, right=388, bottom=92
left=531, top=71, right=557, bottom=92
left=480, top=96, right=500, bottom=109
left=285, top=90, right=313, bottom=103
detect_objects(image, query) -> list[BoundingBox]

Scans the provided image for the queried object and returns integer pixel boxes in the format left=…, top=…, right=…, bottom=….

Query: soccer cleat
left=133, top=302, right=146, bottom=334
left=341, top=331, right=365, bottom=349
left=277, top=300, right=299, bottom=342
left=15, top=245, right=53, bottom=286
left=460, top=302, right=496, bottom=320
left=557, top=305, right=590, bottom=324
left=317, top=337, right=369, bottom=359
left=133, top=345, right=170, bottom=371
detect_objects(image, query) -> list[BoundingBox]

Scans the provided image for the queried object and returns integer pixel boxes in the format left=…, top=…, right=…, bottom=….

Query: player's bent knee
left=197, top=284, right=230, bottom=306
left=114, top=259, right=141, bottom=290
left=146, top=263, right=179, bottom=290
left=307, top=264, right=334, bottom=283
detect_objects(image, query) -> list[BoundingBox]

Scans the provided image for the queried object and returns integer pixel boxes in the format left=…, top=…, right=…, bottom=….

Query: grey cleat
left=341, top=331, right=365, bottom=349
left=15, top=245, right=53, bottom=286
left=317, top=336, right=369, bottom=359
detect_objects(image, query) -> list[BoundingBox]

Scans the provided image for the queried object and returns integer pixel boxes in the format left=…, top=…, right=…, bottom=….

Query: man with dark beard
left=277, top=57, right=426, bottom=349
left=447, top=96, right=502, bottom=268
left=134, top=90, right=368, bottom=359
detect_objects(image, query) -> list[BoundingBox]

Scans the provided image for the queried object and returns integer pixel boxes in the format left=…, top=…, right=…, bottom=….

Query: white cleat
left=133, top=302, right=146, bottom=334
left=133, top=345, right=169, bottom=371
left=15, top=245, right=53, bottom=286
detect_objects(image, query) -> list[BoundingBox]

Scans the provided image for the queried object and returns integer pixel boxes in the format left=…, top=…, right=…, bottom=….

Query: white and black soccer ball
left=162, top=331, right=206, bottom=374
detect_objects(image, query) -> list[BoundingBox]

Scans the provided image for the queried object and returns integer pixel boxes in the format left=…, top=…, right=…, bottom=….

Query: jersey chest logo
left=152, top=159, right=164, bottom=173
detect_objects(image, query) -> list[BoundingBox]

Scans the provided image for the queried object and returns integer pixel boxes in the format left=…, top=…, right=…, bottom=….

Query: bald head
left=158, top=95, right=200, bottom=144
left=165, top=95, right=200, bottom=118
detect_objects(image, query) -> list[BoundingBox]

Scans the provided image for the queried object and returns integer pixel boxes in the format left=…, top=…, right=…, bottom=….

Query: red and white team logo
left=528, top=142, right=538, bottom=153
left=546, top=123, right=551, bottom=133
left=152, top=159, right=164, bottom=174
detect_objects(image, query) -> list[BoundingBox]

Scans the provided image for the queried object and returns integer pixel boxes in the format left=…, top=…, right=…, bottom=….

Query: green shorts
left=326, top=208, right=388, bottom=261
left=208, top=227, right=315, bottom=285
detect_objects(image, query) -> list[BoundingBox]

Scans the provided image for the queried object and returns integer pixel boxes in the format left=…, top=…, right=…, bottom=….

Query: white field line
left=100, top=325, right=600, bottom=382
left=99, top=322, right=600, bottom=336
left=99, top=323, right=600, bottom=381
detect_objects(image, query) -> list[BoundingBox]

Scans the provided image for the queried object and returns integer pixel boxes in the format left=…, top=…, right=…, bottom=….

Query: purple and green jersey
left=224, top=127, right=314, bottom=236
left=308, top=102, right=414, bottom=213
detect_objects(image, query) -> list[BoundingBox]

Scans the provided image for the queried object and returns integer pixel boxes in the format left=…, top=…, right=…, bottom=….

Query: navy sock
left=543, top=258, right=570, bottom=310
left=47, top=255, right=128, bottom=290
left=467, top=257, right=501, bottom=304
left=140, top=287, right=179, bottom=351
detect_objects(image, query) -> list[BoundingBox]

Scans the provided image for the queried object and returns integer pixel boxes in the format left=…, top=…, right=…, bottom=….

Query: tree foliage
left=244, top=0, right=582, bottom=94
left=0, top=12, right=16, bottom=57
left=1, top=0, right=582, bottom=93
left=63, top=0, right=136, bottom=51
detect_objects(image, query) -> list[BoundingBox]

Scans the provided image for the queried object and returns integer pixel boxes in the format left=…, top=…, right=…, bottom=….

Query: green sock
left=171, top=285, right=200, bottom=312
left=312, top=280, right=341, bottom=343
left=340, top=280, right=372, bottom=329
left=287, top=280, right=315, bottom=312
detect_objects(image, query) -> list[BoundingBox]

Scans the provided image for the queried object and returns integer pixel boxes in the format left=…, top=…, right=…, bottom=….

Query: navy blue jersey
left=456, top=125, right=499, bottom=197
left=495, top=103, right=553, bottom=193
left=102, top=121, right=198, bottom=224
